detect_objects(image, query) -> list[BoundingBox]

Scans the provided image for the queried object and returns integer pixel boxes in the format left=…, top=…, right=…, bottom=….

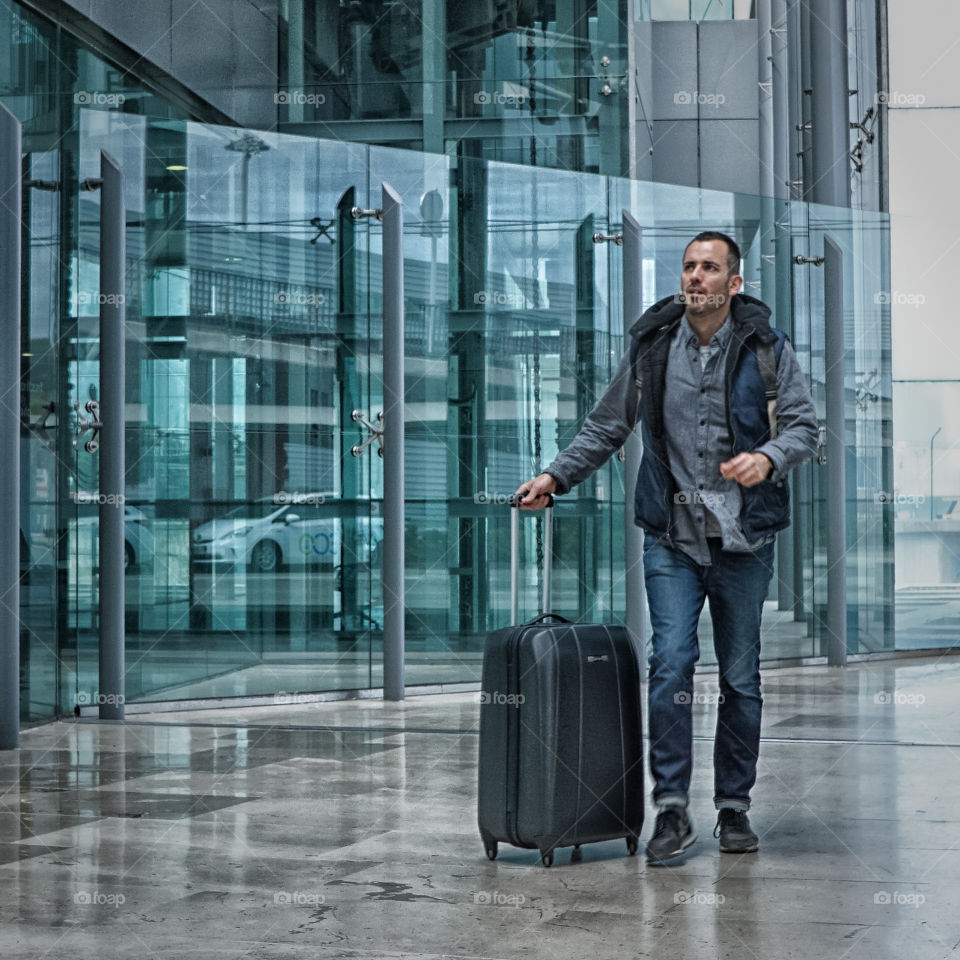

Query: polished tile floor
left=3, top=656, right=960, bottom=959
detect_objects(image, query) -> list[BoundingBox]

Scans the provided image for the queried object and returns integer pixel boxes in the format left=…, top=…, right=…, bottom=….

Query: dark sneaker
left=645, top=807, right=697, bottom=863
left=714, top=808, right=759, bottom=853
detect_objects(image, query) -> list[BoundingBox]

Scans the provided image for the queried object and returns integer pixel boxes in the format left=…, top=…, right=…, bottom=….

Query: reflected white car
left=190, top=496, right=382, bottom=574
left=73, top=505, right=156, bottom=572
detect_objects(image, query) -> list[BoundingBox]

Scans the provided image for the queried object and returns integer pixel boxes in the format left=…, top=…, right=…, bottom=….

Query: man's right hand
left=514, top=473, right=557, bottom=510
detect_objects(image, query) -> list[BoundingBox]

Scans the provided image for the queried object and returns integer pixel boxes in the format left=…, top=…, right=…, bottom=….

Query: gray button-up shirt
left=665, top=314, right=771, bottom=565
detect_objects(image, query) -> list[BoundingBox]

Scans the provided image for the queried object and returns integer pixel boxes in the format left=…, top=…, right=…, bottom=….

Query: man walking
left=514, top=232, right=818, bottom=863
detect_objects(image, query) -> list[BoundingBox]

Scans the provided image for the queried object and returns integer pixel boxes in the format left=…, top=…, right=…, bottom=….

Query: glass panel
left=60, top=114, right=891, bottom=698
left=0, top=5, right=893, bottom=709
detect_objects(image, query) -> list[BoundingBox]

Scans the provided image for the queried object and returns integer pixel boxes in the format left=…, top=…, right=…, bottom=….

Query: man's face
left=681, top=239, right=743, bottom=316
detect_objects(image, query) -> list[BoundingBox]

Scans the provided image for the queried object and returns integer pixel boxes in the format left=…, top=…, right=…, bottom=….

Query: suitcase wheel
left=626, top=835, right=639, bottom=856
left=484, top=841, right=498, bottom=861
left=540, top=849, right=554, bottom=868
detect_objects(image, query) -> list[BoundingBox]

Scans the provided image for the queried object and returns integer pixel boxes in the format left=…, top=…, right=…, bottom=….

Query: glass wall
left=52, top=116, right=890, bottom=706
left=1, top=0, right=190, bottom=722
left=2, top=0, right=897, bottom=718
left=278, top=0, right=632, bottom=176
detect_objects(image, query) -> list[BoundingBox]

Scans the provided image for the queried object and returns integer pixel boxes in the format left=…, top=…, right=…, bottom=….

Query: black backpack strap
left=756, top=340, right=778, bottom=440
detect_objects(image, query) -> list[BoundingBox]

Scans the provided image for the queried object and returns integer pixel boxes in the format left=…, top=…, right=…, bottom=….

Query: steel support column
left=807, top=0, right=850, bottom=207
left=621, top=211, right=645, bottom=653
left=98, top=151, right=126, bottom=720
left=0, top=103, right=22, bottom=750
left=824, top=235, right=847, bottom=665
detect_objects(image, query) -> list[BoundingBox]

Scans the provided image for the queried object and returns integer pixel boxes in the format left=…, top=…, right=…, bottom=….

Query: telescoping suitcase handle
left=507, top=494, right=554, bottom=624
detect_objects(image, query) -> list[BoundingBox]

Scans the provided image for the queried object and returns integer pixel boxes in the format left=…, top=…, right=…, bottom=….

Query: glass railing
left=53, top=113, right=893, bottom=707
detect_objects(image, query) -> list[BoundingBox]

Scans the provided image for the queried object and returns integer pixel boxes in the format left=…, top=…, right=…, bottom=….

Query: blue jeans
left=643, top=536, right=775, bottom=810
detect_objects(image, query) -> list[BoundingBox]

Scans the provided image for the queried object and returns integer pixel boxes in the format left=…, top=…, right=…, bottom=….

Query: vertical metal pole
left=510, top=506, right=519, bottom=624
left=771, top=0, right=790, bottom=201
left=824, top=235, right=846, bottom=666
left=541, top=504, right=553, bottom=614
left=381, top=183, right=405, bottom=700
left=99, top=151, right=126, bottom=719
left=621, top=211, right=645, bottom=653
left=758, top=0, right=775, bottom=201
left=287, top=0, right=305, bottom=124
left=0, top=104, right=22, bottom=750
left=807, top=0, right=850, bottom=208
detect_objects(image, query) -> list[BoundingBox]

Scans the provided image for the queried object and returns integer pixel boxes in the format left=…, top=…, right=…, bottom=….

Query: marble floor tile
left=2, top=658, right=960, bottom=959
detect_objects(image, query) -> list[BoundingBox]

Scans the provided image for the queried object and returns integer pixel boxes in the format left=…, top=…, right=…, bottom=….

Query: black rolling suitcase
left=477, top=498, right=645, bottom=867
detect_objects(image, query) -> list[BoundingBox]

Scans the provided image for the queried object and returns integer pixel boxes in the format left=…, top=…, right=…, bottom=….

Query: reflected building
left=3, top=0, right=903, bottom=725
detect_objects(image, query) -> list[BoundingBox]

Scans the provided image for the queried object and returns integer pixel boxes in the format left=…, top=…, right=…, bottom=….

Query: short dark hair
left=683, top=231, right=741, bottom=275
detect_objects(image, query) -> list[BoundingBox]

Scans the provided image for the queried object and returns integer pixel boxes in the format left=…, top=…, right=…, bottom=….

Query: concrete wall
left=633, top=19, right=760, bottom=194
left=887, top=0, right=960, bottom=540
